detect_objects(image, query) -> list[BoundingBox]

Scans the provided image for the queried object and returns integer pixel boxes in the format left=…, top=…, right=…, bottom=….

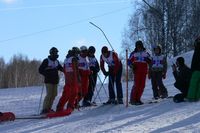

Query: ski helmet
left=80, top=46, right=88, bottom=52
left=135, top=40, right=144, bottom=48
left=49, top=47, right=58, bottom=55
left=72, top=47, right=80, bottom=54
left=101, top=46, right=108, bottom=54
left=66, top=50, right=72, bottom=58
left=88, top=46, right=96, bottom=53
left=153, top=45, right=162, bottom=53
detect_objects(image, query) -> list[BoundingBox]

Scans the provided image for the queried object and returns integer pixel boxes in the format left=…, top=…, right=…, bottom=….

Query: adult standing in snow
left=149, top=45, right=168, bottom=99
left=187, top=37, right=200, bottom=101
left=128, top=40, right=151, bottom=105
left=39, top=47, right=63, bottom=114
left=172, top=57, right=192, bottom=103
left=56, top=48, right=80, bottom=114
left=82, top=46, right=100, bottom=106
left=77, top=46, right=91, bottom=106
left=100, top=46, right=123, bottom=104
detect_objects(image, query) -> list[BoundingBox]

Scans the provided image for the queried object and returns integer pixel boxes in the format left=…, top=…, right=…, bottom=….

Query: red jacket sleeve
left=113, top=52, right=120, bottom=75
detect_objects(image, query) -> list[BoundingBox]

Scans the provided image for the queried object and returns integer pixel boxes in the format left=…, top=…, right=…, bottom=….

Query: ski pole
left=89, top=22, right=115, bottom=52
left=37, top=84, right=45, bottom=115
left=90, top=75, right=102, bottom=103
left=126, top=49, right=129, bottom=107
left=97, top=74, right=108, bottom=98
left=92, top=76, right=107, bottom=103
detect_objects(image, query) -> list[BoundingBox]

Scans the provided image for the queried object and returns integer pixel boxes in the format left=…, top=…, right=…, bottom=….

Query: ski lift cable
left=0, top=6, right=131, bottom=44
left=0, top=0, right=132, bottom=11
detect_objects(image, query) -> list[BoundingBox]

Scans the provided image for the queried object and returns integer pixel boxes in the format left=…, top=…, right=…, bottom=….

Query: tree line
left=0, top=54, right=43, bottom=89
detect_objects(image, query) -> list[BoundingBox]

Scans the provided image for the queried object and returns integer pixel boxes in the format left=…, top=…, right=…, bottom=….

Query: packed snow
left=1, top=51, right=200, bottom=133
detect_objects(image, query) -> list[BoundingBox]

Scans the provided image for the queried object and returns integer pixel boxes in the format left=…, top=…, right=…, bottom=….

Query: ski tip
left=0, top=112, right=16, bottom=122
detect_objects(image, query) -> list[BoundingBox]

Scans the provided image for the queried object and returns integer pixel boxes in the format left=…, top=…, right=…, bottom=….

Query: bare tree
left=122, top=0, right=200, bottom=58
left=0, top=54, right=42, bottom=89
left=0, top=57, right=6, bottom=88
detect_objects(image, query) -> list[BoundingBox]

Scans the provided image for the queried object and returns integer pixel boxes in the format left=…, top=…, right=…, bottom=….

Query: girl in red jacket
left=128, top=41, right=151, bottom=105
left=78, top=46, right=91, bottom=106
left=55, top=48, right=80, bottom=115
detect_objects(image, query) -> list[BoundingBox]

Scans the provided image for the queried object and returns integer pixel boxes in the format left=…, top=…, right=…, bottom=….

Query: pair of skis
left=128, top=96, right=174, bottom=106
left=147, top=96, right=174, bottom=104
left=16, top=103, right=99, bottom=120
left=16, top=107, right=75, bottom=120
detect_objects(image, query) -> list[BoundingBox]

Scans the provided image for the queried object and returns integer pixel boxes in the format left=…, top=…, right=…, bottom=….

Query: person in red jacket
left=100, top=46, right=123, bottom=104
left=56, top=48, right=80, bottom=114
left=128, top=41, right=151, bottom=105
left=78, top=46, right=91, bottom=106
left=82, top=46, right=100, bottom=106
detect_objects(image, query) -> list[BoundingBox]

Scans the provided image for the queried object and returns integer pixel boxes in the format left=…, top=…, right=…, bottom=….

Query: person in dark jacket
left=82, top=46, right=100, bottom=106
left=172, top=57, right=192, bottom=102
left=39, top=47, right=63, bottom=114
left=100, top=46, right=123, bottom=104
left=187, top=36, right=200, bottom=101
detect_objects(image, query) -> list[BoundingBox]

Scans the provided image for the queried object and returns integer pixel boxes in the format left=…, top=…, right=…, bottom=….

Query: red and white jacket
left=78, top=55, right=91, bottom=76
left=129, top=50, right=151, bottom=74
left=100, top=51, right=121, bottom=75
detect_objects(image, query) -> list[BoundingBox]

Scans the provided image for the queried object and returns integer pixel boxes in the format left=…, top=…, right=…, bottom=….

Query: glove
left=130, top=63, right=136, bottom=71
left=90, top=70, right=93, bottom=75
left=162, top=73, right=166, bottom=79
left=103, top=71, right=109, bottom=76
left=109, top=66, right=116, bottom=76
left=171, top=64, right=177, bottom=72
left=144, top=57, right=151, bottom=63
left=148, top=71, right=151, bottom=79
left=109, top=66, right=114, bottom=72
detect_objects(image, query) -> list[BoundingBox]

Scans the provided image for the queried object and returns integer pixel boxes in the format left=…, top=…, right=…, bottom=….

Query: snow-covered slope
left=1, top=51, right=200, bottom=133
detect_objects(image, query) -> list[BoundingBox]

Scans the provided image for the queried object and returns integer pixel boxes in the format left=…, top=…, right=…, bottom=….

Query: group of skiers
left=38, top=36, right=200, bottom=115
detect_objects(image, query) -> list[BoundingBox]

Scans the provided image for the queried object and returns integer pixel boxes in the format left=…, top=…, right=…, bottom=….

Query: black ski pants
left=151, top=71, right=168, bottom=98
left=84, top=73, right=98, bottom=102
left=108, top=65, right=123, bottom=101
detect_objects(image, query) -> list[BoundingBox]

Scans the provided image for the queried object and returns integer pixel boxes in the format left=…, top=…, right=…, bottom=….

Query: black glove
left=171, top=64, right=176, bottom=72
left=130, top=63, right=136, bottom=71
left=144, top=57, right=151, bottom=63
left=109, top=66, right=114, bottom=74
left=103, top=71, right=109, bottom=76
